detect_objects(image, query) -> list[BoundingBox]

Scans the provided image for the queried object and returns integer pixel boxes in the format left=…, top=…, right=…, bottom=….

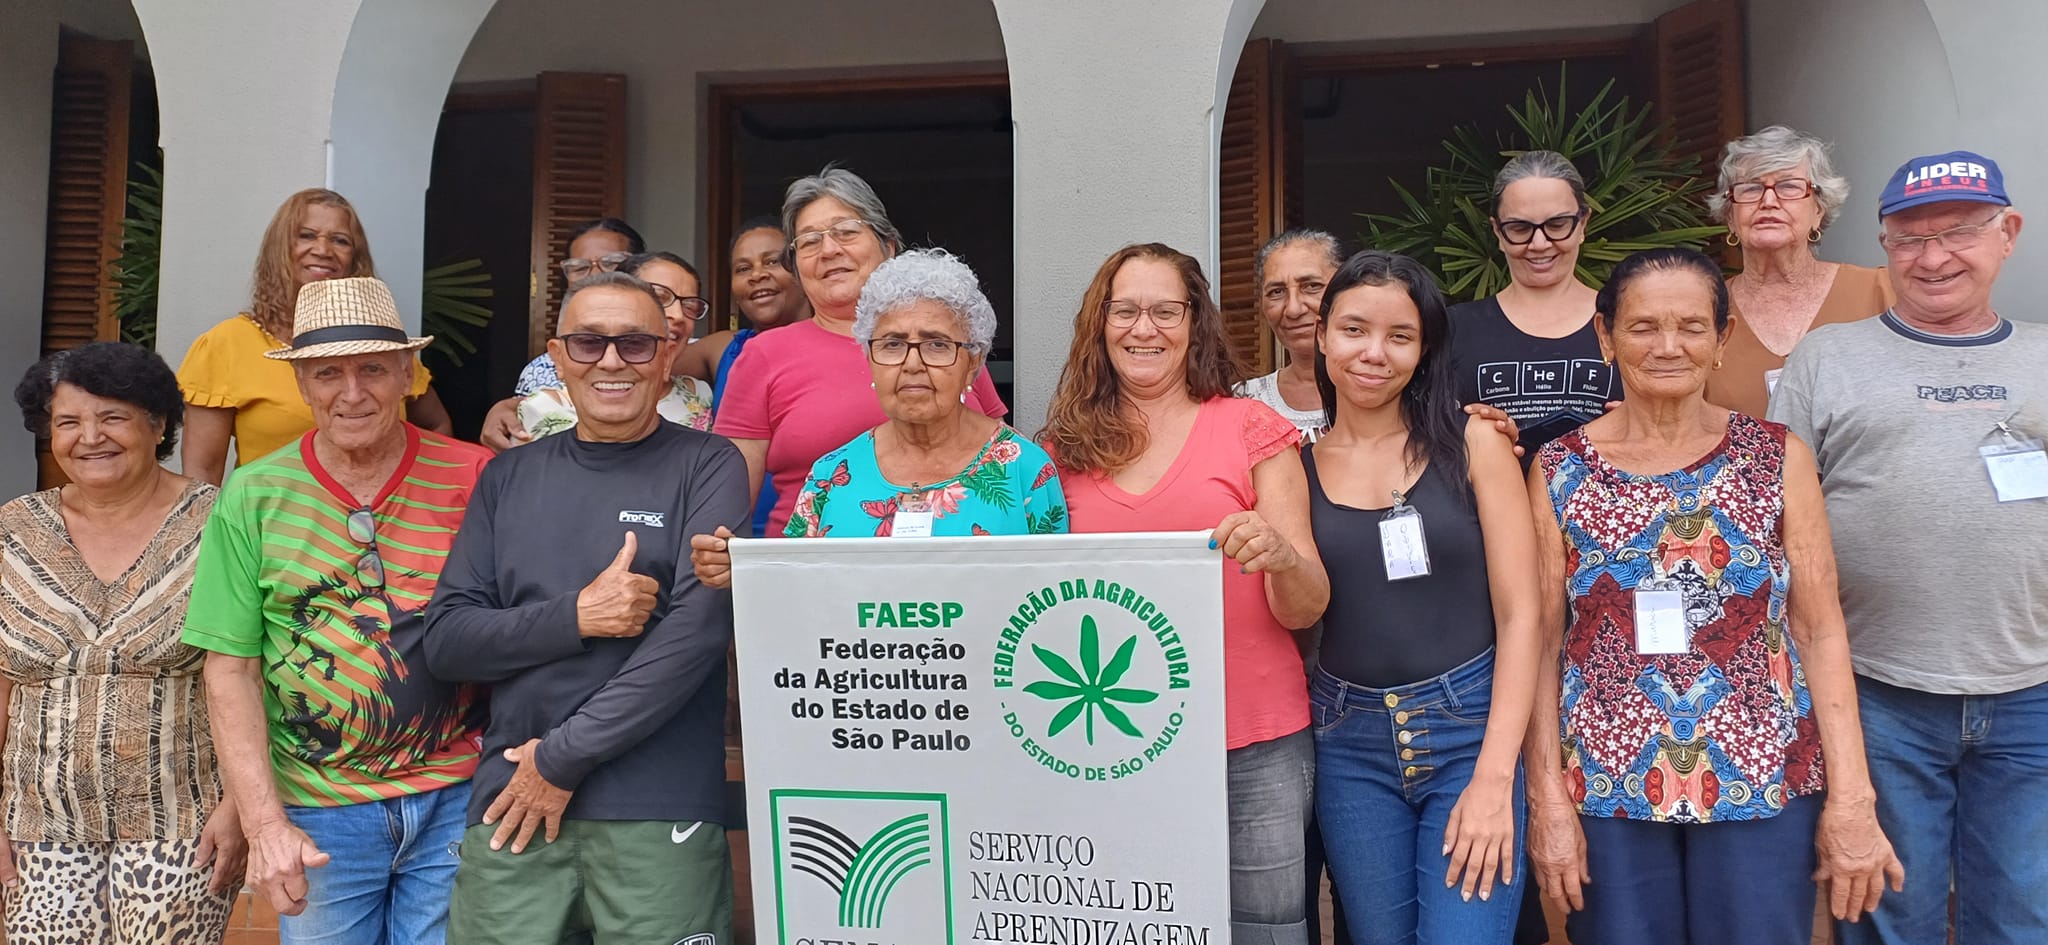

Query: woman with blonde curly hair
left=177, top=189, right=450, bottom=483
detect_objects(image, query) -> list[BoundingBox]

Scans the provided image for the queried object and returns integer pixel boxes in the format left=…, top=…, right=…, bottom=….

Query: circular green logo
left=990, top=578, right=1190, bottom=781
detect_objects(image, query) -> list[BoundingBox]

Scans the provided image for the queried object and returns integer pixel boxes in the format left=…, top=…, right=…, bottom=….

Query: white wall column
left=130, top=0, right=363, bottom=371
left=329, top=0, right=500, bottom=333
left=993, top=0, right=1265, bottom=429
left=0, top=0, right=61, bottom=495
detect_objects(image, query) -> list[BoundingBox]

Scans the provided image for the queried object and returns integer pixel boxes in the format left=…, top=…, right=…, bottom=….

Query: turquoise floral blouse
left=786, top=426, right=1069, bottom=538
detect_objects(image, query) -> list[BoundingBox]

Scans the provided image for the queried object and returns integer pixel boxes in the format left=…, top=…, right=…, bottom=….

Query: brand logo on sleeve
left=619, top=510, right=666, bottom=527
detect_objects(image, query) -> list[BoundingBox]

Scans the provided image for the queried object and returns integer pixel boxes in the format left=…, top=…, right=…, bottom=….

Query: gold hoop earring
left=1726, top=232, right=1741, bottom=247
left=1809, top=228, right=1823, bottom=244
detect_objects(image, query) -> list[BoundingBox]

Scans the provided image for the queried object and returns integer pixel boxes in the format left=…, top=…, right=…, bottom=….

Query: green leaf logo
left=1023, top=615, right=1160, bottom=744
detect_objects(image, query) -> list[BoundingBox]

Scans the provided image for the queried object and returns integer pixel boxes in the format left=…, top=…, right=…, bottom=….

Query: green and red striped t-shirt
left=184, top=425, right=489, bottom=806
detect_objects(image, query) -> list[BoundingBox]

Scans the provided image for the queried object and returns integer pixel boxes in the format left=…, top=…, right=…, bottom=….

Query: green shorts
left=448, top=819, right=732, bottom=945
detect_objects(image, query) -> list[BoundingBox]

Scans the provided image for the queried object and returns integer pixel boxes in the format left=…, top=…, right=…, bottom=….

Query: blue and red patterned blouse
left=1536, top=413, right=1825, bottom=823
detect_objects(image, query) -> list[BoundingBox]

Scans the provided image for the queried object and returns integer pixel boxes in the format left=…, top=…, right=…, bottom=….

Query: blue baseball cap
left=1879, top=150, right=2010, bottom=218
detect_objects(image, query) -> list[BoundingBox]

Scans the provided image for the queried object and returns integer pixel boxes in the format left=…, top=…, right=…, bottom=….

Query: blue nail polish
left=1208, top=539, right=1217, bottom=550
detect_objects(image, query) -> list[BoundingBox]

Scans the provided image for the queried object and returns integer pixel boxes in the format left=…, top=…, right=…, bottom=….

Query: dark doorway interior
left=422, top=97, right=535, bottom=441
left=1297, top=55, right=1636, bottom=247
left=726, top=88, right=1016, bottom=409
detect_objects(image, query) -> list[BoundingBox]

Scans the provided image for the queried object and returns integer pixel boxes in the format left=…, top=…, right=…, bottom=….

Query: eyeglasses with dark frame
left=1880, top=209, right=2010, bottom=259
left=346, top=508, right=386, bottom=592
left=790, top=220, right=877, bottom=257
left=1103, top=300, right=1192, bottom=328
left=647, top=283, right=711, bottom=320
left=867, top=338, right=979, bottom=367
left=558, top=332, right=665, bottom=364
left=1494, top=212, right=1583, bottom=245
left=560, top=251, right=633, bottom=280
left=1727, top=178, right=1815, bottom=204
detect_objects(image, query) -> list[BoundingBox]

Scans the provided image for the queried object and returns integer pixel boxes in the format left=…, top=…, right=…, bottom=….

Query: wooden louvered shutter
left=529, top=72, right=627, bottom=357
left=1651, top=0, right=1745, bottom=181
left=40, top=36, right=132, bottom=356
left=1218, top=38, right=1301, bottom=378
left=37, top=37, right=133, bottom=489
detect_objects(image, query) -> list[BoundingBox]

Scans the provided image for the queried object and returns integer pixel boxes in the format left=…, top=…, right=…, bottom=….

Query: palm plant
left=111, top=160, right=163, bottom=347
left=420, top=258, right=495, bottom=366
left=1362, top=71, right=1725, bottom=301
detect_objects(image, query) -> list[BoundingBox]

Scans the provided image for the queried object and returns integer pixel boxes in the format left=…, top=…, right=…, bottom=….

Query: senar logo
left=788, top=813, right=934, bottom=928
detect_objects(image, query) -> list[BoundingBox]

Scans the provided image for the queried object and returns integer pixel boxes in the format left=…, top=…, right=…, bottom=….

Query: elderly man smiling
left=183, top=277, right=492, bottom=945
left=426, top=271, right=749, bottom=944
left=1773, top=151, right=2048, bottom=945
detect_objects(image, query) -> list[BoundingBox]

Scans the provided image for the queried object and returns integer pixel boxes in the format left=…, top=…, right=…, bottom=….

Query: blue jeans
left=1313, top=650, right=1523, bottom=945
left=1228, top=726, right=1314, bottom=945
left=1838, top=676, right=2048, bottom=945
left=1569, top=797, right=1820, bottom=944
left=279, top=782, right=470, bottom=945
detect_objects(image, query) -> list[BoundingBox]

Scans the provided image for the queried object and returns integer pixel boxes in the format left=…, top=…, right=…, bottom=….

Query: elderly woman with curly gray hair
left=1706, top=125, right=1893, bottom=417
left=692, top=249, right=1066, bottom=584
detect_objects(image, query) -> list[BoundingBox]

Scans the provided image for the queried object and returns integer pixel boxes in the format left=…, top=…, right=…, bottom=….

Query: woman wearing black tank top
left=1306, top=252, right=1542, bottom=944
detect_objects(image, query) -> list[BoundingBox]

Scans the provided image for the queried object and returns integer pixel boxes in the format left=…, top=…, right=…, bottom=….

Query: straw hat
left=264, top=277, right=434, bottom=360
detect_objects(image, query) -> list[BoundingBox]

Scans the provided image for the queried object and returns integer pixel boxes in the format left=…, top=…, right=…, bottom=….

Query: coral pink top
left=1060, top=396, right=1310, bottom=749
left=713, top=319, right=1007, bottom=535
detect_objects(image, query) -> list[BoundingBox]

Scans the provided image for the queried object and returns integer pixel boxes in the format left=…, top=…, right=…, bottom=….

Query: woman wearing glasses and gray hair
left=1447, top=151, right=1622, bottom=465
left=713, top=166, right=1007, bottom=538
left=1705, top=126, right=1891, bottom=417
left=691, top=250, right=1064, bottom=584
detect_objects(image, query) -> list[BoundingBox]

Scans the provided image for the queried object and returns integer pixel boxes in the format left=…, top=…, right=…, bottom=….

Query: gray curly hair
left=853, top=248, right=998, bottom=351
left=1708, top=125, right=1851, bottom=230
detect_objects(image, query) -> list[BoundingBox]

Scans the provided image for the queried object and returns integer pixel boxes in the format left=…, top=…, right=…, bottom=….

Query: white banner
left=731, top=532, right=1229, bottom=945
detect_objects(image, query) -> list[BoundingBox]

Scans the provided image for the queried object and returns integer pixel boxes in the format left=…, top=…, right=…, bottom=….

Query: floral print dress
left=786, top=426, right=1068, bottom=538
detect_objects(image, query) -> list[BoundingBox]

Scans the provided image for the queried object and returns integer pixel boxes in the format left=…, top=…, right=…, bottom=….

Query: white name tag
left=1634, top=585, right=1689, bottom=655
left=891, top=504, right=934, bottom=538
left=1379, top=505, right=1431, bottom=581
left=1764, top=367, right=1784, bottom=396
left=1982, top=440, right=2048, bottom=502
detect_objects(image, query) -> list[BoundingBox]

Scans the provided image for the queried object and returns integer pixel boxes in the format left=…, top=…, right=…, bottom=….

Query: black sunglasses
left=559, top=332, right=663, bottom=365
left=346, top=507, right=386, bottom=591
left=1495, top=212, right=1583, bottom=245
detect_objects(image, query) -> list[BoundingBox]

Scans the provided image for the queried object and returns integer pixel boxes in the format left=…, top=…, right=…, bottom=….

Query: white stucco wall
left=131, top=0, right=362, bottom=376
left=0, top=0, right=62, bottom=495
left=1749, top=0, right=2045, bottom=318
left=451, top=0, right=1008, bottom=268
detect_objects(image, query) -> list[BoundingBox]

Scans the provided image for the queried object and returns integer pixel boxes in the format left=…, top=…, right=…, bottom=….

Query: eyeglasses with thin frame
left=560, top=251, right=633, bottom=280
left=558, top=332, right=664, bottom=364
left=1103, top=300, right=1192, bottom=328
left=1880, top=209, right=2009, bottom=259
left=867, top=338, right=978, bottom=367
left=791, top=220, right=877, bottom=257
left=1495, top=212, right=1583, bottom=245
left=346, top=508, right=386, bottom=592
left=1728, top=178, right=1815, bottom=204
left=647, top=283, right=711, bottom=320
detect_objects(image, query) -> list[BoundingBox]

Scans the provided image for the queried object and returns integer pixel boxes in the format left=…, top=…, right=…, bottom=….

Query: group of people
left=0, top=125, right=2037, bottom=945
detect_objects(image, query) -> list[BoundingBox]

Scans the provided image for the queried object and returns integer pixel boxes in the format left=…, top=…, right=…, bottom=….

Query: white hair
left=853, top=248, right=998, bottom=350
left=1709, top=125, right=1852, bottom=230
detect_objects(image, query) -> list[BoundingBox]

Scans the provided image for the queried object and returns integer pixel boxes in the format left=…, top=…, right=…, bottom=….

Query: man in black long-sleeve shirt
left=426, top=271, right=748, bottom=944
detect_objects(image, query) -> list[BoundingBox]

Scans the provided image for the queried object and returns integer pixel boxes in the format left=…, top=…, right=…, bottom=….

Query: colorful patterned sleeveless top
left=1536, top=413, right=1824, bottom=823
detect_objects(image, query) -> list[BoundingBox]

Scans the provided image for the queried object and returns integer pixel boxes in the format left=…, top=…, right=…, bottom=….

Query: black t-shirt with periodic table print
left=1448, top=296, right=1622, bottom=467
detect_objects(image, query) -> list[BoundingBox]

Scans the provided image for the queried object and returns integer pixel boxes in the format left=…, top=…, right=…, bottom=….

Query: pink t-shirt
left=713, top=319, right=1007, bottom=534
left=1060, top=396, right=1310, bottom=750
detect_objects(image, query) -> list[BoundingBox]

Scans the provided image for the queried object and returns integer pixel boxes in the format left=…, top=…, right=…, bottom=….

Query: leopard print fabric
left=3, top=839, right=234, bottom=943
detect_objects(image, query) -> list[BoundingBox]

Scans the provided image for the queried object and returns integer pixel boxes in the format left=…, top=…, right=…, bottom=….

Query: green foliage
left=421, top=258, right=496, bottom=366
left=112, top=160, right=163, bottom=347
left=1361, top=71, right=1725, bottom=301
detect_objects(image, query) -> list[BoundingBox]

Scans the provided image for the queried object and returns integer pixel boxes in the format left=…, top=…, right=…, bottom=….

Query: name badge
left=1981, top=424, right=2048, bottom=502
left=891, top=491, right=935, bottom=538
left=1634, top=575, right=1689, bottom=655
left=1379, top=495, right=1430, bottom=581
left=1764, top=367, right=1784, bottom=396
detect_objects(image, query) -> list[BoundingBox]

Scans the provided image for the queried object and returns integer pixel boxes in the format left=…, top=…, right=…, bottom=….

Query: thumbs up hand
left=576, top=531, right=660, bottom=639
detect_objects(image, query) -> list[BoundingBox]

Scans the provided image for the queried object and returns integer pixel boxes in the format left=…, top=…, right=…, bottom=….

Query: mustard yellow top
left=176, top=314, right=433, bottom=466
